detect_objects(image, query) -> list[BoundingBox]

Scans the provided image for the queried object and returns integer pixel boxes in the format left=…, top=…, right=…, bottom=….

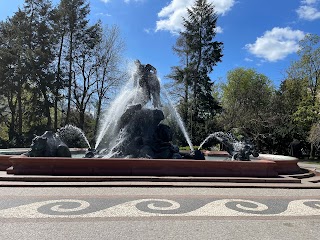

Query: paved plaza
left=0, top=187, right=320, bottom=240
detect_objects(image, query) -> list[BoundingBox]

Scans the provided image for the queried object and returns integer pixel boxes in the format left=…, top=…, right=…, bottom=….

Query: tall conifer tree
left=181, top=0, right=223, bottom=143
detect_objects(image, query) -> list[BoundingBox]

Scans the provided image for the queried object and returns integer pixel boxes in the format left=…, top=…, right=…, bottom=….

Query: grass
left=179, top=146, right=200, bottom=151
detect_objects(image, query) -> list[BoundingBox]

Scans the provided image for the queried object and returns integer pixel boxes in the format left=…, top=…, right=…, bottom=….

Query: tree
left=0, top=0, right=126, bottom=146
left=0, top=9, right=29, bottom=145
left=58, top=0, right=91, bottom=125
left=266, top=78, right=308, bottom=154
left=93, top=25, right=125, bottom=137
left=169, top=0, right=223, bottom=144
left=72, top=21, right=102, bottom=130
left=23, top=0, right=56, bottom=130
left=286, top=34, right=320, bottom=157
left=51, top=3, right=69, bottom=130
left=220, top=68, right=274, bottom=149
left=167, top=35, right=192, bottom=126
left=290, top=34, right=320, bottom=105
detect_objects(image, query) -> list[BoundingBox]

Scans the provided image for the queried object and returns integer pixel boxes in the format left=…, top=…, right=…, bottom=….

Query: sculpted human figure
left=133, top=60, right=161, bottom=108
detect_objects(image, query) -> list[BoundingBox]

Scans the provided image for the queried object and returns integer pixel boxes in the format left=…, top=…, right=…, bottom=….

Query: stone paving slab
left=0, top=191, right=320, bottom=219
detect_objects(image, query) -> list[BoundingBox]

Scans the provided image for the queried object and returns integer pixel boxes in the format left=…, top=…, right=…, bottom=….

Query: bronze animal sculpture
left=24, top=131, right=71, bottom=157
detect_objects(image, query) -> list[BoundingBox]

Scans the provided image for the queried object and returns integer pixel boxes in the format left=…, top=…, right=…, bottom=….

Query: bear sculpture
left=24, top=131, right=71, bottom=157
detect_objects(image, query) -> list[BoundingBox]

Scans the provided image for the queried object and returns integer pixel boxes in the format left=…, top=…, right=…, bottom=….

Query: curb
left=0, top=181, right=320, bottom=189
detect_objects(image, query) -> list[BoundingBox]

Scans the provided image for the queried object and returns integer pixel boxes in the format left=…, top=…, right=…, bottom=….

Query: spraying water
left=198, top=133, right=216, bottom=150
left=95, top=62, right=141, bottom=150
left=57, top=124, right=91, bottom=149
left=198, top=132, right=237, bottom=150
left=162, top=88, right=194, bottom=152
left=94, top=85, right=139, bottom=150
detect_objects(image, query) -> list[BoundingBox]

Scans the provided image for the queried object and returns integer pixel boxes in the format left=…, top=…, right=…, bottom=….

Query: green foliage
left=287, top=34, right=320, bottom=107
left=309, top=122, right=320, bottom=150
left=179, top=146, right=200, bottom=151
left=167, top=0, right=223, bottom=145
left=0, top=0, right=124, bottom=147
left=293, top=95, right=320, bottom=129
left=182, top=0, right=223, bottom=116
left=220, top=67, right=274, bottom=133
left=284, top=34, right=320, bottom=156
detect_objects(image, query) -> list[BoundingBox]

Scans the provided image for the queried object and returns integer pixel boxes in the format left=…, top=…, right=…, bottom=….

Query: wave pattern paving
left=0, top=197, right=319, bottom=218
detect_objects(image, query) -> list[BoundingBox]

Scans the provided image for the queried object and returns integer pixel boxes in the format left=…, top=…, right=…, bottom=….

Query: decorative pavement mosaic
left=0, top=197, right=320, bottom=218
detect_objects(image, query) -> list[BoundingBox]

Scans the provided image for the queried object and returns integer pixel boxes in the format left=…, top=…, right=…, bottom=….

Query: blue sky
left=1, top=0, right=320, bottom=88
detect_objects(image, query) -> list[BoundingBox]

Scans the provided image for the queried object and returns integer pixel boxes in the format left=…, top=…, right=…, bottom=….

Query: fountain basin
left=204, top=151, right=301, bottom=175
left=6, top=155, right=278, bottom=177
left=255, top=154, right=301, bottom=175
left=0, top=148, right=86, bottom=171
left=0, top=155, right=15, bottom=171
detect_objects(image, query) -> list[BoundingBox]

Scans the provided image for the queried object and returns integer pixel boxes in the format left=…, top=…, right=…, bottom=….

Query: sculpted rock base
left=113, top=104, right=181, bottom=159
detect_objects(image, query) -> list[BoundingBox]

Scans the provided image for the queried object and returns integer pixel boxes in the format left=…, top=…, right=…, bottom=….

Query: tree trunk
left=94, top=97, right=102, bottom=138
left=183, top=79, right=189, bottom=126
left=54, top=33, right=65, bottom=130
left=17, top=81, right=23, bottom=146
left=43, top=90, right=52, bottom=129
left=79, top=109, right=85, bottom=131
left=66, top=31, right=73, bottom=125
left=310, top=143, right=316, bottom=159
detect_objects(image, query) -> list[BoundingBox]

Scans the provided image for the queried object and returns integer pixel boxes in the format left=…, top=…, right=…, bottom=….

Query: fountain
left=0, top=60, right=303, bottom=177
left=198, top=132, right=259, bottom=161
left=92, top=60, right=197, bottom=160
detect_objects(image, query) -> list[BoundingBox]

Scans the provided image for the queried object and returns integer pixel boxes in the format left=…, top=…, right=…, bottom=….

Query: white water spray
left=162, top=88, right=194, bottom=152
left=57, top=124, right=91, bottom=149
left=198, top=132, right=232, bottom=150
left=95, top=61, right=145, bottom=151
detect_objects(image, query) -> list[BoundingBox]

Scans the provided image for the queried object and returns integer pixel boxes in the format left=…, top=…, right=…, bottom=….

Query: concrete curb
left=0, top=180, right=320, bottom=189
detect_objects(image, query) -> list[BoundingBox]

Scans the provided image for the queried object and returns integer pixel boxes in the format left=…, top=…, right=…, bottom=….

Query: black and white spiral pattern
left=0, top=198, right=319, bottom=218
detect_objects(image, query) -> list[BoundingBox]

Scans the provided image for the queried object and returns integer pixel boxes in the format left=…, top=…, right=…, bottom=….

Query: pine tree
left=168, top=35, right=192, bottom=126
left=0, top=9, right=29, bottom=145
left=23, top=0, right=56, bottom=130
left=180, top=0, right=223, bottom=143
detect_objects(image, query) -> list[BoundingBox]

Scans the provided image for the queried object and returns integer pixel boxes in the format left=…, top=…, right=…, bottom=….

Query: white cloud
left=215, top=26, right=223, bottom=33
left=245, top=27, right=305, bottom=62
left=302, top=0, right=318, bottom=4
left=156, top=0, right=235, bottom=34
left=297, top=5, right=320, bottom=20
left=100, top=0, right=111, bottom=3
left=297, top=0, right=320, bottom=20
left=144, top=28, right=152, bottom=34
left=95, top=12, right=112, bottom=17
